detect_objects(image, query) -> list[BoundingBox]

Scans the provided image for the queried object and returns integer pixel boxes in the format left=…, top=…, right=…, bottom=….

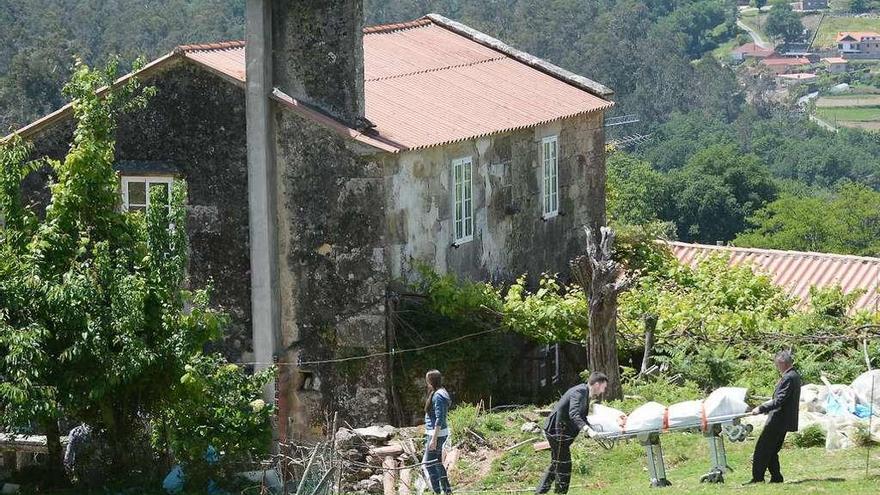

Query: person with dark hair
left=536, top=371, right=609, bottom=494
left=423, top=369, right=453, bottom=494
left=745, top=350, right=801, bottom=485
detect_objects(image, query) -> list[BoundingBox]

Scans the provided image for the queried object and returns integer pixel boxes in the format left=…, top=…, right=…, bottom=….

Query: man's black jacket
left=544, top=383, right=590, bottom=439
left=758, top=367, right=801, bottom=432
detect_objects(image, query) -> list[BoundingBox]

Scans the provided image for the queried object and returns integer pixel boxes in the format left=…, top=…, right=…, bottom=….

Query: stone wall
left=24, top=62, right=254, bottom=362
left=273, top=107, right=390, bottom=438
left=385, top=111, right=606, bottom=284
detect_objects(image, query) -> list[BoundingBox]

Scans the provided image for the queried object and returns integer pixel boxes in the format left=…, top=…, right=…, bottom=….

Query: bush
left=155, top=354, right=274, bottom=488
left=791, top=424, right=825, bottom=448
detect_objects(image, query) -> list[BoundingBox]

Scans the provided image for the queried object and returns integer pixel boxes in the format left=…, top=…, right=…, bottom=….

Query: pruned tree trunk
left=42, top=417, right=64, bottom=481
left=572, top=226, right=630, bottom=401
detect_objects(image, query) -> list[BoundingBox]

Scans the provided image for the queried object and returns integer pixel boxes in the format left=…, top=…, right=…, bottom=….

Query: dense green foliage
left=735, top=183, right=880, bottom=257
left=765, top=1, right=805, bottom=43
left=0, top=61, right=271, bottom=489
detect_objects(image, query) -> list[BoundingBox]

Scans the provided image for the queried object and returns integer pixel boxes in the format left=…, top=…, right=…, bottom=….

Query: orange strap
left=662, top=408, right=670, bottom=432
left=700, top=402, right=708, bottom=432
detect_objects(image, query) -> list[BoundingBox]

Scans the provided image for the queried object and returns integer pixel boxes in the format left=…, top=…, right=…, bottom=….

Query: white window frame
left=452, top=156, right=474, bottom=245
left=121, top=175, right=174, bottom=212
left=541, top=135, right=559, bottom=219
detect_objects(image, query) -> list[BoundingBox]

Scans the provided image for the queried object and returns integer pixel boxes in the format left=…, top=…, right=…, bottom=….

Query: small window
left=541, top=136, right=559, bottom=219
left=121, top=176, right=173, bottom=212
left=452, top=156, right=473, bottom=244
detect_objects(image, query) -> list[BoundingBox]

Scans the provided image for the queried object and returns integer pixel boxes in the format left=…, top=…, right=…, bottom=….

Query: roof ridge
left=661, top=240, right=880, bottom=264
left=175, top=40, right=246, bottom=53
left=363, top=18, right=433, bottom=34
left=365, top=55, right=506, bottom=82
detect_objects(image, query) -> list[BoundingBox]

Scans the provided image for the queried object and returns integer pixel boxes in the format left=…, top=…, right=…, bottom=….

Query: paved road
left=737, top=19, right=772, bottom=50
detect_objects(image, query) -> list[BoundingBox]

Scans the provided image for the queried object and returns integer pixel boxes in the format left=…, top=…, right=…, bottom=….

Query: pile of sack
left=777, top=369, right=880, bottom=451
left=587, top=387, right=750, bottom=436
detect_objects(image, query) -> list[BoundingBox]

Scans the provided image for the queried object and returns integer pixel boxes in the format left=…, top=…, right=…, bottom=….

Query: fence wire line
left=233, top=327, right=501, bottom=368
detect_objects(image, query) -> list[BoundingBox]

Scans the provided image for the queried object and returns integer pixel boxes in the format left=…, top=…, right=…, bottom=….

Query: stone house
left=10, top=1, right=613, bottom=439
left=837, top=32, right=880, bottom=58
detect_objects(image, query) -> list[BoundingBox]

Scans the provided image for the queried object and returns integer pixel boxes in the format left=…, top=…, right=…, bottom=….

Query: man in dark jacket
left=536, top=372, right=609, bottom=494
left=747, top=350, right=801, bottom=484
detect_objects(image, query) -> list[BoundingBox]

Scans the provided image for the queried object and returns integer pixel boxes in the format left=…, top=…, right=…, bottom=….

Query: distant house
left=761, top=57, right=811, bottom=74
left=837, top=32, right=880, bottom=57
left=797, top=0, right=828, bottom=11
left=822, top=57, right=849, bottom=73
left=666, top=241, right=880, bottom=314
left=777, top=72, right=818, bottom=86
left=731, top=42, right=774, bottom=62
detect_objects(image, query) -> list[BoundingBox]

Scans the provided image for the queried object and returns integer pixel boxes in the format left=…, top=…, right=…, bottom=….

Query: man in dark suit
left=746, top=350, right=801, bottom=485
left=535, top=372, right=609, bottom=494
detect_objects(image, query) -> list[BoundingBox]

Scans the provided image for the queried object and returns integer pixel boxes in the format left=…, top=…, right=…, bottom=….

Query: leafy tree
left=735, top=182, right=880, bottom=256
left=765, top=1, right=805, bottom=42
left=0, top=59, right=267, bottom=482
left=850, top=0, right=869, bottom=13
left=606, top=150, right=665, bottom=225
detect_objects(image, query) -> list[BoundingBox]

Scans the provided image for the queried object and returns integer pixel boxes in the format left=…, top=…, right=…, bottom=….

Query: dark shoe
left=769, top=478, right=783, bottom=484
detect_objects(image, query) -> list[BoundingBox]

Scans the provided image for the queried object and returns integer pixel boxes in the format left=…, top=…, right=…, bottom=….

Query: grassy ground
left=447, top=406, right=880, bottom=495
left=815, top=105, right=880, bottom=121
left=739, top=10, right=769, bottom=44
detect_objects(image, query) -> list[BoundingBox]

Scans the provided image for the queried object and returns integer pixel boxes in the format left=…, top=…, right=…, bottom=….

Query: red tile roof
left=731, top=42, right=774, bottom=57
left=837, top=31, right=880, bottom=42
left=761, top=57, right=811, bottom=66
left=665, top=241, right=880, bottom=314
left=8, top=16, right=613, bottom=153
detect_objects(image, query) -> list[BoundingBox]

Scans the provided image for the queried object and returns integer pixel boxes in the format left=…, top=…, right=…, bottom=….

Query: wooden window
left=541, top=135, right=559, bottom=219
left=452, top=156, right=473, bottom=244
left=121, top=176, right=173, bottom=212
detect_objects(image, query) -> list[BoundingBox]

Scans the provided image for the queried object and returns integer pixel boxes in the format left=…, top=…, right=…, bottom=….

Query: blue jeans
left=423, top=435, right=452, bottom=494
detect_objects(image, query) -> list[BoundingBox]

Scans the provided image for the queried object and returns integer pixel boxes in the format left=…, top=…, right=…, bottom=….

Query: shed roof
left=761, top=57, right=811, bottom=66
left=665, top=241, right=880, bottom=313
left=8, top=15, right=613, bottom=153
left=837, top=31, right=880, bottom=42
left=822, top=57, right=848, bottom=64
left=731, top=42, right=774, bottom=57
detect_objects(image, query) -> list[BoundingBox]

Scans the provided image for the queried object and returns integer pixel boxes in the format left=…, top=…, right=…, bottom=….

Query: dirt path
left=737, top=19, right=771, bottom=50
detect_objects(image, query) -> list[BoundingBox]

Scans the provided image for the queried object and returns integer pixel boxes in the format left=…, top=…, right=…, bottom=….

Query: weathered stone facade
left=25, top=62, right=253, bottom=362
left=386, top=113, right=605, bottom=284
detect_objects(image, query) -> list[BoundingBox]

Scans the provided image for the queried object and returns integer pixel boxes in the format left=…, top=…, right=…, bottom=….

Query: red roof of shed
left=666, top=241, right=880, bottom=314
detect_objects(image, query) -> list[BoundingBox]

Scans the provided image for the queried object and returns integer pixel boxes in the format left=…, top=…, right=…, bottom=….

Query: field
left=814, top=91, right=880, bottom=130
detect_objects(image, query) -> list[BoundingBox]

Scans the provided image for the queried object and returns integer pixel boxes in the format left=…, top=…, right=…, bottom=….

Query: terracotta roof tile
left=665, top=241, right=880, bottom=314
left=9, top=16, right=613, bottom=152
left=169, top=17, right=614, bottom=150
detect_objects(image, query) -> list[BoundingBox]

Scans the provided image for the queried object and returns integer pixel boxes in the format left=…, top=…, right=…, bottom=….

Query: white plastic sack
left=800, top=384, right=824, bottom=413
left=666, top=400, right=703, bottom=429
left=624, top=401, right=666, bottom=432
left=704, top=387, right=749, bottom=418
left=588, top=404, right=626, bottom=435
left=852, top=370, right=880, bottom=411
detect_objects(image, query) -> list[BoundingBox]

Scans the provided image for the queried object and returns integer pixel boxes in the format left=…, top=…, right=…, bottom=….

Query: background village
left=1, top=1, right=880, bottom=494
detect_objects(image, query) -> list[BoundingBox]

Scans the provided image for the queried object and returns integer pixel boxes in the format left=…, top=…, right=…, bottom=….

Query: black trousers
left=752, top=423, right=787, bottom=482
left=536, top=427, right=576, bottom=494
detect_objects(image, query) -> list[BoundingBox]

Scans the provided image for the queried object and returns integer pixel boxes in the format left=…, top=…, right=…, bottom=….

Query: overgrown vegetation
left=0, top=60, right=271, bottom=491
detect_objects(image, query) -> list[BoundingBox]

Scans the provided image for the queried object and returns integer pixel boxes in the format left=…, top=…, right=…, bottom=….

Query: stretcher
left=591, top=412, right=754, bottom=487
left=533, top=412, right=754, bottom=487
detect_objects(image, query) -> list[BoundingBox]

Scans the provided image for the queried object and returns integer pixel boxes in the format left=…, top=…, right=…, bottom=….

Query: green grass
left=816, top=105, right=880, bottom=122
left=713, top=38, right=741, bottom=60
left=476, top=428, right=880, bottom=494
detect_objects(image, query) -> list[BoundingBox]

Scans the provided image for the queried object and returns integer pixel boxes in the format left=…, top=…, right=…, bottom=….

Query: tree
left=572, top=227, right=630, bottom=401
left=850, top=0, right=869, bottom=13
left=765, top=1, right=805, bottom=43
left=735, top=183, right=880, bottom=256
left=0, top=59, right=233, bottom=479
